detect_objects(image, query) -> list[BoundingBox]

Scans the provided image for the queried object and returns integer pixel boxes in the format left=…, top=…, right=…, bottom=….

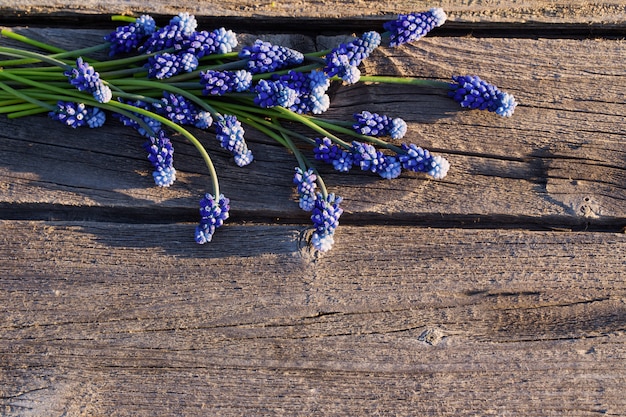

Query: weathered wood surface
left=1, top=4, right=626, bottom=417
left=3, top=0, right=626, bottom=24
left=2, top=222, right=626, bottom=416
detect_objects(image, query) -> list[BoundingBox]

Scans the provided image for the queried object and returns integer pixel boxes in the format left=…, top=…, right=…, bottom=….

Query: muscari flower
left=324, top=31, right=381, bottom=84
left=64, top=57, right=112, bottom=103
left=351, top=141, right=387, bottom=174
left=399, top=143, right=450, bottom=179
left=147, top=52, right=198, bottom=79
left=312, top=137, right=353, bottom=172
left=310, top=193, right=343, bottom=252
left=182, top=27, right=238, bottom=57
left=85, top=107, right=106, bottom=128
left=143, top=130, right=176, bottom=187
left=194, top=111, right=213, bottom=129
left=383, top=8, right=447, bottom=47
left=140, top=12, right=198, bottom=53
left=152, top=92, right=199, bottom=126
left=105, top=14, right=156, bottom=56
left=200, top=69, right=252, bottom=96
left=271, top=70, right=331, bottom=114
left=352, top=111, right=407, bottom=139
left=293, top=167, right=318, bottom=211
left=253, top=79, right=298, bottom=108
left=449, top=75, right=517, bottom=117
left=195, top=193, right=230, bottom=244
left=49, top=101, right=89, bottom=128
left=239, top=39, right=304, bottom=74
left=215, top=114, right=253, bottom=167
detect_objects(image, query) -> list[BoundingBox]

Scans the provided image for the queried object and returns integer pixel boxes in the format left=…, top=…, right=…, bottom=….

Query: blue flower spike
left=64, top=57, right=112, bottom=103
left=449, top=75, right=517, bottom=117
left=239, top=39, right=304, bottom=74
left=195, top=193, right=230, bottom=244
left=352, top=111, right=407, bottom=139
left=215, top=114, right=253, bottom=167
left=293, top=167, right=318, bottom=211
left=105, top=15, right=156, bottom=56
left=383, top=8, right=447, bottom=47
left=310, top=193, right=344, bottom=252
left=143, top=130, right=176, bottom=187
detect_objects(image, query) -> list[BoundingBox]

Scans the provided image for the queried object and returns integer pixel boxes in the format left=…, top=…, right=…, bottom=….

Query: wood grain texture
left=1, top=220, right=625, bottom=416
left=1, top=10, right=626, bottom=417
left=0, top=29, right=624, bottom=229
left=2, top=0, right=626, bottom=24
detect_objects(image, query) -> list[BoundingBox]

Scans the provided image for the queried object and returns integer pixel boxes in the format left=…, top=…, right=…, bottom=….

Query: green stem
left=0, top=46, right=72, bottom=70
left=111, top=15, right=139, bottom=24
left=251, top=63, right=323, bottom=81
left=0, top=69, right=220, bottom=196
left=0, top=101, right=45, bottom=114
left=91, top=49, right=169, bottom=71
left=0, top=69, right=93, bottom=103
left=0, top=98, right=26, bottom=107
left=0, top=28, right=66, bottom=54
left=0, top=79, right=56, bottom=111
left=7, top=106, right=51, bottom=118
left=273, top=106, right=350, bottom=148
left=0, top=43, right=109, bottom=67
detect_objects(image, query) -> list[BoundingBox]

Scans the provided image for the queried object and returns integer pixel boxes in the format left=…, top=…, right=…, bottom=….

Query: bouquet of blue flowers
left=0, top=8, right=516, bottom=251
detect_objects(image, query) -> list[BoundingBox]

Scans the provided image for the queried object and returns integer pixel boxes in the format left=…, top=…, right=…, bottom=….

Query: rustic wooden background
left=1, top=1, right=625, bottom=416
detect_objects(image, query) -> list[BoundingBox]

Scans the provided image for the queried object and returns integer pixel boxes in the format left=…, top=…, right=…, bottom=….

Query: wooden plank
left=2, top=1, right=626, bottom=24
left=1, top=220, right=625, bottom=415
left=1, top=29, right=624, bottom=229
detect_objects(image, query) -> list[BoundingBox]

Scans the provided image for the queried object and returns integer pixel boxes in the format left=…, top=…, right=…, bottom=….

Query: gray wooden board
left=0, top=29, right=624, bottom=229
left=2, top=0, right=626, bottom=24
left=1, top=220, right=625, bottom=416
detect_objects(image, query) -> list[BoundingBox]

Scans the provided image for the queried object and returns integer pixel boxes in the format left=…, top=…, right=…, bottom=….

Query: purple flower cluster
left=200, top=70, right=252, bottom=96
left=146, top=52, right=198, bottom=79
left=140, top=12, right=198, bottom=53
left=399, top=143, right=450, bottom=179
left=239, top=39, right=304, bottom=74
left=143, top=130, right=177, bottom=187
left=324, top=31, right=381, bottom=84
left=314, top=137, right=449, bottom=180
left=49, top=101, right=106, bottom=129
left=282, top=70, right=331, bottom=113
left=64, top=57, right=112, bottom=103
left=449, top=75, right=517, bottom=117
left=195, top=193, right=230, bottom=244
left=152, top=92, right=200, bottom=126
left=310, top=193, right=343, bottom=252
left=253, top=79, right=299, bottom=109
left=352, top=111, right=407, bottom=139
left=293, top=167, right=318, bottom=211
left=49, top=9, right=516, bottom=251
left=383, top=8, right=447, bottom=47
left=182, top=28, right=238, bottom=57
left=104, top=15, right=156, bottom=56
left=215, top=114, right=253, bottom=167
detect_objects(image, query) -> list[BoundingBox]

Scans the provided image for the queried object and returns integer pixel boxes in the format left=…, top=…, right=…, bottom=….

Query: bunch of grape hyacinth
left=0, top=8, right=517, bottom=252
